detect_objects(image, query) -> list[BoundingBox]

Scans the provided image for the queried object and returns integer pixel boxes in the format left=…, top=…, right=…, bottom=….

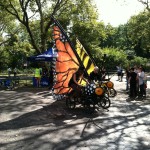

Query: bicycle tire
left=98, top=96, right=111, bottom=109
left=109, top=88, right=117, bottom=97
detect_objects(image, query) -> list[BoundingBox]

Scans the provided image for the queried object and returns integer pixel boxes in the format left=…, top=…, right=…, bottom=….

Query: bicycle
left=100, top=80, right=117, bottom=97
left=0, top=78, right=15, bottom=90
left=65, top=83, right=111, bottom=113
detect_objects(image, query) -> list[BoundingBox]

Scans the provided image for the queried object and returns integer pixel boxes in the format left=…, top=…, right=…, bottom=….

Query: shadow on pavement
left=0, top=98, right=106, bottom=131
left=0, top=84, right=150, bottom=150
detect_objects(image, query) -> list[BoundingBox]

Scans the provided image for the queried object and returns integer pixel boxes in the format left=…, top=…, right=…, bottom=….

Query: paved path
left=0, top=76, right=150, bottom=150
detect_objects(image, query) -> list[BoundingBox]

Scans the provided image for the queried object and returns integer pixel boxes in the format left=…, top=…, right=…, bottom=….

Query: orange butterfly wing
left=52, top=26, right=79, bottom=94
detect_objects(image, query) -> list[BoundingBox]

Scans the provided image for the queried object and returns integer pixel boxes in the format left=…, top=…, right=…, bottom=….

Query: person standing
left=128, top=68, right=138, bottom=98
left=42, top=66, right=48, bottom=77
left=125, top=68, right=130, bottom=91
left=116, top=64, right=122, bottom=81
left=13, top=67, right=17, bottom=77
left=139, top=65, right=146, bottom=97
left=138, top=67, right=145, bottom=97
left=34, top=66, right=42, bottom=87
left=101, top=66, right=106, bottom=80
left=49, top=67, right=53, bottom=89
left=8, top=68, right=11, bottom=77
left=134, top=65, right=139, bottom=93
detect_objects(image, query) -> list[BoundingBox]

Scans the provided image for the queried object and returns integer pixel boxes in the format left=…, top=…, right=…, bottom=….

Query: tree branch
left=0, top=40, right=10, bottom=46
left=35, top=0, right=45, bottom=51
left=18, top=0, right=41, bottom=53
left=138, top=0, right=150, bottom=11
left=44, top=0, right=64, bottom=47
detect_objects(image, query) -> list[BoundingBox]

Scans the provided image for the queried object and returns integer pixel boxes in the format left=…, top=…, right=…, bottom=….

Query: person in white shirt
left=138, top=67, right=145, bottom=97
left=8, top=68, right=11, bottom=77
left=134, top=65, right=138, bottom=73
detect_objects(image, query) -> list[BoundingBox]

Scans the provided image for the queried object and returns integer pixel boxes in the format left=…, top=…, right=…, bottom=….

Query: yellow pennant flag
left=76, top=39, right=95, bottom=75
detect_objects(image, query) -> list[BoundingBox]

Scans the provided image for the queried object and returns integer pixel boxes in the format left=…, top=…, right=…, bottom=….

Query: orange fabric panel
left=56, top=40, right=67, bottom=52
left=53, top=26, right=79, bottom=94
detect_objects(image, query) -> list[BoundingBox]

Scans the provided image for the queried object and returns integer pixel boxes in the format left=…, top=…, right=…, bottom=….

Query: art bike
left=65, top=82, right=111, bottom=113
left=50, top=16, right=113, bottom=113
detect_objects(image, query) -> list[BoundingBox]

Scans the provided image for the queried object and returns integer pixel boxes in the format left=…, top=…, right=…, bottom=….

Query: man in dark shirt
left=128, top=67, right=138, bottom=98
left=90, top=66, right=101, bottom=82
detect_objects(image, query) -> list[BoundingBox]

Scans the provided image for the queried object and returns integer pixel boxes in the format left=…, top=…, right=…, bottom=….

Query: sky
left=94, top=0, right=145, bottom=27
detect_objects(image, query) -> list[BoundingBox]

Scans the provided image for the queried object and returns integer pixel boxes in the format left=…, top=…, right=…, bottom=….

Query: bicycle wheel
left=98, top=96, right=111, bottom=109
left=66, top=97, right=76, bottom=109
left=109, top=88, right=117, bottom=97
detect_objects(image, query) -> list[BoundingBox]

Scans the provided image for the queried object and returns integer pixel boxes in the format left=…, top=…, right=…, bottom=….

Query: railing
left=0, top=76, right=33, bottom=88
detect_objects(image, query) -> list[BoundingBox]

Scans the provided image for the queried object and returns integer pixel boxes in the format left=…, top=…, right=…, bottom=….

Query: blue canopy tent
left=27, top=48, right=57, bottom=87
left=27, top=48, right=57, bottom=62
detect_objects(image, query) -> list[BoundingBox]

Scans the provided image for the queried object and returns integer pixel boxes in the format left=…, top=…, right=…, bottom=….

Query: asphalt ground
left=0, top=75, right=150, bottom=150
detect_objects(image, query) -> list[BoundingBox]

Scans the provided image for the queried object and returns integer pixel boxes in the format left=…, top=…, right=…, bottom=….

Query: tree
left=0, top=0, right=98, bottom=54
left=127, top=11, right=150, bottom=57
left=101, top=47, right=128, bottom=70
left=0, top=0, right=59, bottom=54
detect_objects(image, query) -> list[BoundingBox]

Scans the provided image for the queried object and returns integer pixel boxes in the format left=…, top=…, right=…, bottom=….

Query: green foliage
left=0, top=0, right=99, bottom=70
left=100, top=48, right=128, bottom=69
left=100, top=11, right=150, bottom=59
left=91, top=47, right=148, bottom=71
left=127, top=11, right=150, bottom=57
left=129, top=56, right=148, bottom=67
left=0, top=22, right=35, bottom=69
left=0, top=0, right=149, bottom=72
left=99, top=24, right=116, bottom=48
left=89, top=45, right=103, bottom=66
left=72, top=21, right=105, bottom=48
